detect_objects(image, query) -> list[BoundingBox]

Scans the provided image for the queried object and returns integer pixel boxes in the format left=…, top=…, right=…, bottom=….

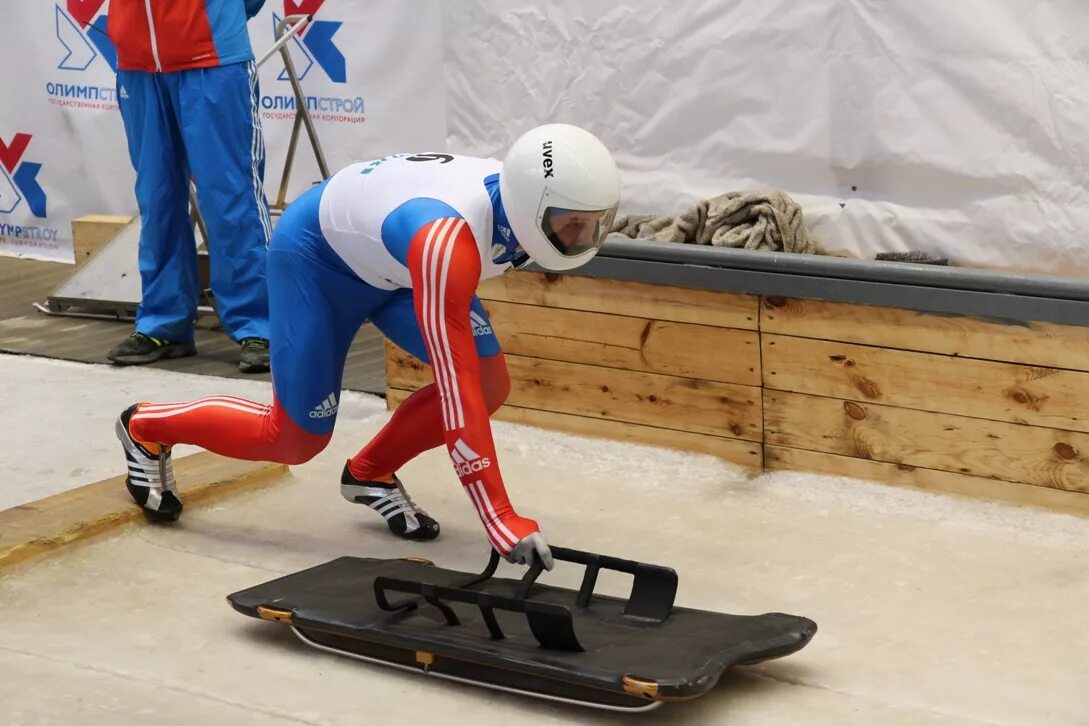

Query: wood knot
left=1004, top=386, right=1049, bottom=411
left=731, top=424, right=743, bottom=436
left=854, top=377, right=881, bottom=399
left=844, top=401, right=867, bottom=420
left=765, top=296, right=786, bottom=308
left=896, top=463, right=916, bottom=472
left=829, top=355, right=847, bottom=362
left=543, top=272, right=561, bottom=283
left=1053, top=442, right=1079, bottom=461
left=600, top=385, right=609, bottom=393
left=648, top=394, right=659, bottom=403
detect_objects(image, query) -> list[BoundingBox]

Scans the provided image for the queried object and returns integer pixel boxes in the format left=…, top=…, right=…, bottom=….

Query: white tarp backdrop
left=0, top=0, right=445, bottom=263
left=444, top=1, right=1089, bottom=275
left=2, top=1, right=1087, bottom=275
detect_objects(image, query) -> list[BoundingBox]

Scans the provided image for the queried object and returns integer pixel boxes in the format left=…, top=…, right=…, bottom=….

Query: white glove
left=508, top=531, right=554, bottom=571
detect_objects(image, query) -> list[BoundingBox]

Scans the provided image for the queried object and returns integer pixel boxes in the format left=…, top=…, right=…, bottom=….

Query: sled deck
left=227, top=547, right=817, bottom=712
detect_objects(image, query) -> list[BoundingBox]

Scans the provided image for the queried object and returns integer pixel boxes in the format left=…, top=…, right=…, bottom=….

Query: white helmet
left=500, top=124, right=621, bottom=271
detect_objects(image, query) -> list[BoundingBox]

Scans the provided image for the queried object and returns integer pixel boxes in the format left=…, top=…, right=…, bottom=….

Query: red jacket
left=107, top=0, right=263, bottom=73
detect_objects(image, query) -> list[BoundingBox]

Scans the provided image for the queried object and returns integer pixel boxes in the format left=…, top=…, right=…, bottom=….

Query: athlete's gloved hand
left=508, top=531, right=554, bottom=571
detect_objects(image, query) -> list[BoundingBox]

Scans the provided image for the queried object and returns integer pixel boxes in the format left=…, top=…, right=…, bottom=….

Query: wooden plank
left=479, top=299, right=760, bottom=385
left=477, top=270, right=758, bottom=329
left=763, top=390, right=1089, bottom=493
left=763, top=334, right=1089, bottom=433
left=386, top=346, right=762, bottom=441
left=0, top=453, right=286, bottom=572
left=387, top=388, right=762, bottom=471
left=765, top=445, right=1089, bottom=516
left=71, top=215, right=133, bottom=268
left=761, top=296, right=1089, bottom=371
left=383, top=339, right=407, bottom=393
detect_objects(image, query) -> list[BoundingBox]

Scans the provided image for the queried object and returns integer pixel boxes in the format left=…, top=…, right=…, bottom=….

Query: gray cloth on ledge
left=610, top=189, right=820, bottom=254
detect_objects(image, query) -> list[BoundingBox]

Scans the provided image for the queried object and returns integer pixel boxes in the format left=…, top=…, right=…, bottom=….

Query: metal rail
left=548, top=238, right=1089, bottom=327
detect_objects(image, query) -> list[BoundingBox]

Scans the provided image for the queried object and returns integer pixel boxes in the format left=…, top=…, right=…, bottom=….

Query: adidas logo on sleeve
left=309, top=392, right=339, bottom=419
left=449, top=438, right=491, bottom=476
left=470, top=310, right=493, bottom=337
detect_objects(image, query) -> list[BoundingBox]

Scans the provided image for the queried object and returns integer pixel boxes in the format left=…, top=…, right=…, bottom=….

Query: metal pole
left=189, top=184, right=209, bottom=245
left=274, top=113, right=304, bottom=210
left=275, top=16, right=331, bottom=179
left=256, top=14, right=311, bottom=68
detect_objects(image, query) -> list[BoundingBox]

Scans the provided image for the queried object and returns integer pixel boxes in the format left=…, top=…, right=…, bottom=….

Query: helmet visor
left=540, top=205, right=617, bottom=257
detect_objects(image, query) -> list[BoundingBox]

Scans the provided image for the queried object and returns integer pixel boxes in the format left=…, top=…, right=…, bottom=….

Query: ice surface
left=2, top=352, right=1088, bottom=724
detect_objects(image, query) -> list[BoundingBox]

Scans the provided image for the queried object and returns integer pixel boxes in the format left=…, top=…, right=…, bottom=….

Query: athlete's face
left=548, top=209, right=602, bottom=251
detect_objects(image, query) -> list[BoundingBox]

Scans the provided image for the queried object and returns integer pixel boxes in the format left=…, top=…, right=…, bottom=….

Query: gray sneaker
left=108, top=332, right=196, bottom=366
left=239, top=337, right=270, bottom=373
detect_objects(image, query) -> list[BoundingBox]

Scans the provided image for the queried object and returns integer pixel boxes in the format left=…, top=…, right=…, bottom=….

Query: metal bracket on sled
left=40, top=14, right=331, bottom=321
left=373, top=547, right=679, bottom=652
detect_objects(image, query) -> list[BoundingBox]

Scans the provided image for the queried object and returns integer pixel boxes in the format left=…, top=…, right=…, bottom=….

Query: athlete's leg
left=349, top=294, right=508, bottom=480
left=124, top=181, right=377, bottom=467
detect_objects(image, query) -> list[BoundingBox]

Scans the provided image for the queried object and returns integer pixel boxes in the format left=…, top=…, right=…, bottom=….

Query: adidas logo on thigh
left=310, top=392, right=339, bottom=419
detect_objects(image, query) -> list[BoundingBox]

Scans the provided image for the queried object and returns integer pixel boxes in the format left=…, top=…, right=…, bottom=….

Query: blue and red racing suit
left=129, top=153, right=540, bottom=556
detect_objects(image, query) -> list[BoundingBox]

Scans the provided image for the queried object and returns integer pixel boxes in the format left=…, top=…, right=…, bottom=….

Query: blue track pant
left=117, top=60, right=272, bottom=342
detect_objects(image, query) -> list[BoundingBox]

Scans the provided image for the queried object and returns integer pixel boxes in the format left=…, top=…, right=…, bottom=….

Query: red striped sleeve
left=406, top=218, right=537, bottom=554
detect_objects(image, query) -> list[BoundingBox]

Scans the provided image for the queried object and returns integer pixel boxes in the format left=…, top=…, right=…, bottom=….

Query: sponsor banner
left=0, top=0, right=445, bottom=262
left=0, top=1, right=124, bottom=261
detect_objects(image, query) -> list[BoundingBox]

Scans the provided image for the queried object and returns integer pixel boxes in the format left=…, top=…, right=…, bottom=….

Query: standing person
left=106, top=0, right=273, bottom=373
left=115, top=124, right=621, bottom=569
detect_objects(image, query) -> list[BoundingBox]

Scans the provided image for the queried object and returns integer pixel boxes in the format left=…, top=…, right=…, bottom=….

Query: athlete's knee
left=274, top=431, right=331, bottom=465
left=480, top=354, right=511, bottom=413
left=264, top=405, right=332, bottom=464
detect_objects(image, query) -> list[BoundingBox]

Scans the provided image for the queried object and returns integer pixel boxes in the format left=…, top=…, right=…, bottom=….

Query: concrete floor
left=2, top=354, right=1089, bottom=724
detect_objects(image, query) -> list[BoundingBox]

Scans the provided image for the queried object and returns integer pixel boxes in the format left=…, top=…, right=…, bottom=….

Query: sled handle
left=374, top=576, right=584, bottom=652
left=377, top=551, right=503, bottom=615
left=520, top=547, right=679, bottom=623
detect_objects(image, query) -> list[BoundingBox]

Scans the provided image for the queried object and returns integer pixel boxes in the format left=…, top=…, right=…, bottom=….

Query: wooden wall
left=385, top=271, right=1089, bottom=514
left=385, top=272, right=764, bottom=471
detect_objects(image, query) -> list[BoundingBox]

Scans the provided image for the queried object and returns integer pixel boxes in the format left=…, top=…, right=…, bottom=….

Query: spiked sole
left=125, top=479, right=183, bottom=522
